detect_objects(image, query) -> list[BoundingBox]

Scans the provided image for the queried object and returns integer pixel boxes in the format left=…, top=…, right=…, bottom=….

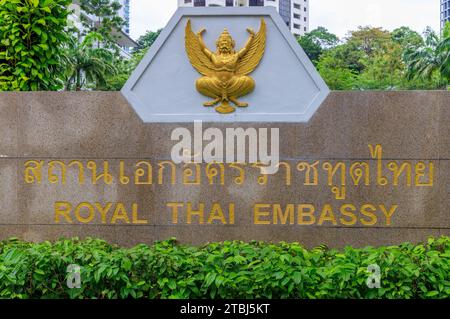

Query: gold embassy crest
left=185, top=18, right=266, bottom=114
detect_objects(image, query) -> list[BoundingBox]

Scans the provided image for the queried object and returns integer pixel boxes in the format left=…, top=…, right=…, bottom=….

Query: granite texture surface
left=0, top=91, right=448, bottom=248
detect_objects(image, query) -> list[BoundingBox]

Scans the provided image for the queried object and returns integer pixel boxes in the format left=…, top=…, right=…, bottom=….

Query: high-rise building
left=118, top=0, right=131, bottom=35
left=178, top=0, right=310, bottom=37
left=442, top=0, right=450, bottom=30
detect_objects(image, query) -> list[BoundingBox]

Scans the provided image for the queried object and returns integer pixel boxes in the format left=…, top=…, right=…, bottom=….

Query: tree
left=314, top=25, right=445, bottom=90
left=391, top=26, right=423, bottom=48
left=297, top=27, right=339, bottom=64
left=345, top=27, right=406, bottom=89
left=99, top=50, right=144, bottom=91
left=317, top=49, right=356, bottom=90
left=403, top=24, right=450, bottom=86
left=346, top=26, right=391, bottom=57
left=101, top=30, right=162, bottom=90
left=0, top=0, right=72, bottom=91
left=356, top=41, right=404, bottom=90
left=136, top=29, right=162, bottom=52
left=62, top=32, right=117, bottom=91
left=77, top=0, right=125, bottom=49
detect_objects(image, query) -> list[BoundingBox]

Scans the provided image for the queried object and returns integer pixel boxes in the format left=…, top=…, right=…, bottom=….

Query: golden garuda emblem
left=185, top=18, right=266, bottom=114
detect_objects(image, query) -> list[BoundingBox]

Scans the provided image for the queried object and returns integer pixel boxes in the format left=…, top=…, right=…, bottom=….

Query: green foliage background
left=0, top=0, right=71, bottom=90
left=302, top=25, right=450, bottom=90
left=1, top=237, right=450, bottom=299
left=0, top=1, right=448, bottom=91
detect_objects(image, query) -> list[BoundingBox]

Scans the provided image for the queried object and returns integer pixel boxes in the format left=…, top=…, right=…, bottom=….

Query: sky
left=130, top=0, right=441, bottom=41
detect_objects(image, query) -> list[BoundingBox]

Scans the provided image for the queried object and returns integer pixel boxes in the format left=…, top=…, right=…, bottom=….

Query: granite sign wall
left=0, top=8, right=448, bottom=247
left=0, top=91, right=448, bottom=247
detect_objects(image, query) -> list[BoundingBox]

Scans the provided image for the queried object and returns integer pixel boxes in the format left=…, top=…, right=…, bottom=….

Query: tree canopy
left=300, top=25, right=449, bottom=90
left=136, top=29, right=162, bottom=52
left=0, top=1, right=448, bottom=92
left=297, top=27, right=339, bottom=64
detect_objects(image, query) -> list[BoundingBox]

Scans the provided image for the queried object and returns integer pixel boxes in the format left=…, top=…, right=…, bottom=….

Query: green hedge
left=0, top=237, right=450, bottom=299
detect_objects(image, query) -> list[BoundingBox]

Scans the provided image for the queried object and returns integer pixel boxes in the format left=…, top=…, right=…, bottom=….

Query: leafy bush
left=0, top=0, right=71, bottom=90
left=0, top=237, right=449, bottom=299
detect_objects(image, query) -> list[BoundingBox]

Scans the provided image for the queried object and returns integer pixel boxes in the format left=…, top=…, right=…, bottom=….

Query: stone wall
left=0, top=91, right=448, bottom=247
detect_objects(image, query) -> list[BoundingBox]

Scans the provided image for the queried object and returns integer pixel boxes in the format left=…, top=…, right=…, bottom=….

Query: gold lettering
left=349, top=162, right=370, bottom=186
left=229, top=163, right=245, bottom=185
left=229, top=203, right=235, bottom=224
left=369, top=144, right=388, bottom=186
left=183, top=163, right=201, bottom=185
left=135, top=161, right=152, bottom=185
left=119, top=161, right=130, bottom=185
left=158, top=161, right=176, bottom=185
left=388, top=162, right=412, bottom=186
left=297, top=161, right=319, bottom=186
left=207, top=203, right=227, bottom=224
left=132, top=203, right=148, bottom=224
left=75, top=202, right=95, bottom=224
left=48, top=160, right=66, bottom=185
left=254, top=204, right=271, bottom=225
left=111, top=203, right=131, bottom=224
left=340, top=204, right=357, bottom=226
left=54, top=201, right=73, bottom=223
left=360, top=204, right=377, bottom=226
left=95, top=203, right=113, bottom=224
left=277, top=162, right=292, bottom=186
left=331, top=186, right=346, bottom=200
left=206, top=163, right=225, bottom=185
left=322, top=162, right=346, bottom=187
left=167, top=202, right=184, bottom=224
left=24, top=160, right=44, bottom=184
left=87, top=161, right=113, bottom=185
left=322, top=162, right=347, bottom=200
left=187, top=202, right=204, bottom=224
left=297, top=204, right=315, bottom=225
left=273, top=204, right=295, bottom=225
left=379, top=204, right=398, bottom=226
left=252, top=163, right=268, bottom=185
left=318, top=204, right=337, bottom=225
left=415, top=162, right=434, bottom=187
left=68, top=161, right=85, bottom=185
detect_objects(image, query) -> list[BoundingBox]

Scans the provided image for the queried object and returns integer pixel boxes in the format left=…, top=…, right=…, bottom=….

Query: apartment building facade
left=442, top=0, right=450, bottom=30
left=118, top=0, right=131, bottom=35
left=178, top=0, right=310, bottom=37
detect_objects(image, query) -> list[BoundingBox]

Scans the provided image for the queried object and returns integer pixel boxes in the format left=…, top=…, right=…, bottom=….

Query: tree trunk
left=76, top=69, right=81, bottom=91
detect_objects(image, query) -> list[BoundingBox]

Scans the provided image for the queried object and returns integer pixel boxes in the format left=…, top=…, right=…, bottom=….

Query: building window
left=249, top=0, right=264, bottom=6
left=194, top=0, right=205, bottom=6
left=279, top=0, right=291, bottom=26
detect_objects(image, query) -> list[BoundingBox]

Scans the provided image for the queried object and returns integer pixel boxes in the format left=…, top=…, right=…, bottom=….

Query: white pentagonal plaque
left=122, top=7, right=330, bottom=122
